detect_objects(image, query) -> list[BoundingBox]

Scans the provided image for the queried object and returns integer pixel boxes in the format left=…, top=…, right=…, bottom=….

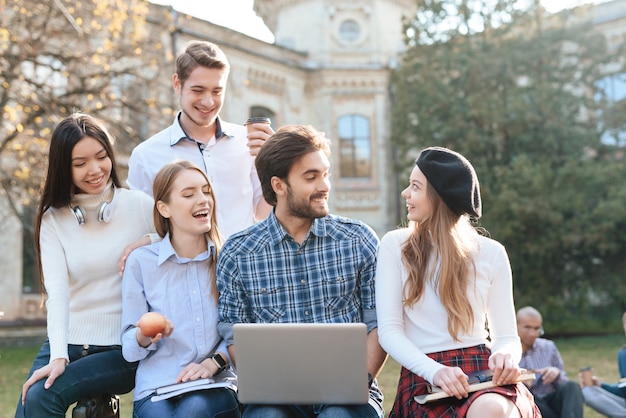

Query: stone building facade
left=0, top=0, right=416, bottom=323
left=1, top=0, right=624, bottom=325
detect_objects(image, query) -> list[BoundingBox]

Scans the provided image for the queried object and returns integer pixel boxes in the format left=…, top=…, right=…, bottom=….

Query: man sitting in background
left=581, top=312, right=626, bottom=418
left=517, top=306, right=583, bottom=418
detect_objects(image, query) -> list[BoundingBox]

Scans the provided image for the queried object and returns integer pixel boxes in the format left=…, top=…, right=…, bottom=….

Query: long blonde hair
left=401, top=184, right=478, bottom=341
left=152, top=161, right=223, bottom=304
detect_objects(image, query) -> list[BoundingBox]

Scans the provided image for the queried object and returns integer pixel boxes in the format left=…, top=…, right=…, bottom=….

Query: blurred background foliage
left=0, top=0, right=167, bottom=233
left=1, top=0, right=625, bottom=333
left=0, top=0, right=174, bottom=292
left=390, top=0, right=626, bottom=333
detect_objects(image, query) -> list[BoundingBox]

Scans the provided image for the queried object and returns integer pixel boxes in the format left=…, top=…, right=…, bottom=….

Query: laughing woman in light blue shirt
left=121, top=161, right=240, bottom=418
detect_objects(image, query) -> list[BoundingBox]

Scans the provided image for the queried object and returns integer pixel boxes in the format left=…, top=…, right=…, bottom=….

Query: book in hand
left=151, top=368, right=237, bottom=402
left=414, top=370, right=536, bottom=404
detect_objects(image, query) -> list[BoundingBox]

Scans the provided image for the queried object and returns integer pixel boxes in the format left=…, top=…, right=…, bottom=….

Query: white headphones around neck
left=70, top=187, right=118, bottom=225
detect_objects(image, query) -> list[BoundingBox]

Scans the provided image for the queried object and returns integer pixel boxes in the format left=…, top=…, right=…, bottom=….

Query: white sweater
left=375, top=228, right=521, bottom=384
left=41, top=186, right=154, bottom=362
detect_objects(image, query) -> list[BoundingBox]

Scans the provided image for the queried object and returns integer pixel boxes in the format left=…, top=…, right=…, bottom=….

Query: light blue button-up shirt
left=519, top=337, right=568, bottom=399
left=121, top=233, right=228, bottom=401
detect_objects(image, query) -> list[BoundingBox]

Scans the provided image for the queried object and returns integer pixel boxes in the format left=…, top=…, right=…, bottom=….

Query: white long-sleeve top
left=375, top=227, right=521, bottom=384
left=41, top=185, right=154, bottom=362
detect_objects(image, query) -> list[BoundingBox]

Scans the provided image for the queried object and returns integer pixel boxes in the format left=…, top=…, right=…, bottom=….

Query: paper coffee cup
left=245, top=117, right=271, bottom=134
left=580, top=367, right=593, bottom=387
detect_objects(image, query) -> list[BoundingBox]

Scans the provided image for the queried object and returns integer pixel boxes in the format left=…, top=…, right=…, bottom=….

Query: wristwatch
left=210, top=353, right=227, bottom=374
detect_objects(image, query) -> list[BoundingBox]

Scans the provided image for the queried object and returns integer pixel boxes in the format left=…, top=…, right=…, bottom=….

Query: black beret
left=416, top=147, right=482, bottom=218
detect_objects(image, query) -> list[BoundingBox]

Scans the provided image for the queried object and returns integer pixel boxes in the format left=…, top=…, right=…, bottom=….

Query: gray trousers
left=583, top=385, right=626, bottom=418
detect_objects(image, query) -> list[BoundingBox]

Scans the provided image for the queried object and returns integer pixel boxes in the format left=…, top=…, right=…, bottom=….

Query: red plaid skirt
left=389, top=345, right=541, bottom=418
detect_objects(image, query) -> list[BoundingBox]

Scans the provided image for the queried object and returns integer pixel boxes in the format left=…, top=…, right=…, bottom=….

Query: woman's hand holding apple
left=136, top=312, right=173, bottom=347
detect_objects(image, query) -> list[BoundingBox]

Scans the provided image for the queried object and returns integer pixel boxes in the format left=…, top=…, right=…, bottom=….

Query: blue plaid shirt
left=216, top=211, right=379, bottom=346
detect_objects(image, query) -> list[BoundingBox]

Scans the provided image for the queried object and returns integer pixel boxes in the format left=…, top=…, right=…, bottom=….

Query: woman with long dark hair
left=15, top=113, right=155, bottom=417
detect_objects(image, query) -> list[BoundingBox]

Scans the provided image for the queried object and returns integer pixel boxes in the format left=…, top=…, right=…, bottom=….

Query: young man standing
left=517, top=306, right=584, bottom=418
left=216, top=125, right=387, bottom=418
left=127, top=40, right=271, bottom=238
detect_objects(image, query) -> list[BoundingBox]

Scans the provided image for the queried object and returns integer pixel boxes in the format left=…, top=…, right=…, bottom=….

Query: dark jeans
left=535, top=380, right=584, bottom=418
left=242, top=403, right=379, bottom=418
left=133, top=388, right=240, bottom=418
left=14, top=340, right=137, bottom=418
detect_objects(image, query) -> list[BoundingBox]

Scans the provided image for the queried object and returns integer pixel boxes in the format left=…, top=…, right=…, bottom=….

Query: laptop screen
left=233, top=322, right=369, bottom=405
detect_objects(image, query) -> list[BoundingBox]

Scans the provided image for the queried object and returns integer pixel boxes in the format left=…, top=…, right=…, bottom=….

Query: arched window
left=338, top=114, right=371, bottom=178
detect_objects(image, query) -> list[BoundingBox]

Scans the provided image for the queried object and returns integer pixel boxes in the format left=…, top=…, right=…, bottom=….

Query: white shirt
left=41, top=186, right=154, bottom=362
left=375, top=227, right=521, bottom=384
left=127, top=113, right=263, bottom=238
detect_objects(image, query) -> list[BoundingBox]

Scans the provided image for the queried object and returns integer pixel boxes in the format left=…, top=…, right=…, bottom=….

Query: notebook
left=233, top=322, right=369, bottom=405
left=151, top=369, right=238, bottom=402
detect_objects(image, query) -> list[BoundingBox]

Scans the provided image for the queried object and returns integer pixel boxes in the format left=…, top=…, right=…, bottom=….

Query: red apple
left=138, top=312, right=167, bottom=338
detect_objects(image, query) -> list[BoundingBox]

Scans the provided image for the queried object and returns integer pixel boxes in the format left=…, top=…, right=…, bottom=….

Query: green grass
left=1, top=335, right=623, bottom=417
left=0, top=346, right=135, bottom=418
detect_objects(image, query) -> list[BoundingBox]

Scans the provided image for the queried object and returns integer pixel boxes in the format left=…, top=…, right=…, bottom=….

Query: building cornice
left=254, top=0, right=418, bottom=33
left=146, top=4, right=308, bottom=68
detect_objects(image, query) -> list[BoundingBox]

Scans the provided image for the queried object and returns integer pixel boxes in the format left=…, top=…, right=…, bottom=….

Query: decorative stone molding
left=246, top=67, right=286, bottom=95
left=21, top=296, right=46, bottom=321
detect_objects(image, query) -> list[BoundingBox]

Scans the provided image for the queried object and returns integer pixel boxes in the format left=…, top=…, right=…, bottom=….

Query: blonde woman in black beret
left=375, top=147, right=540, bottom=417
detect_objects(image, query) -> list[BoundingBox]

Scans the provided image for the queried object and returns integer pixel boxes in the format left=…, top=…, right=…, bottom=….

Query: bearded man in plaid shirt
left=216, top=125, right=387, bottom=418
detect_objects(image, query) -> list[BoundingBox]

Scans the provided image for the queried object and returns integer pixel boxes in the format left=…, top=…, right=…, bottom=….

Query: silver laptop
left=233, top=322, right=369, bottom=405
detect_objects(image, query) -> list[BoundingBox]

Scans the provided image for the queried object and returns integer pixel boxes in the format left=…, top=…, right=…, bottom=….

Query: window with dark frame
left=338, top=114, right=371, bottom=178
